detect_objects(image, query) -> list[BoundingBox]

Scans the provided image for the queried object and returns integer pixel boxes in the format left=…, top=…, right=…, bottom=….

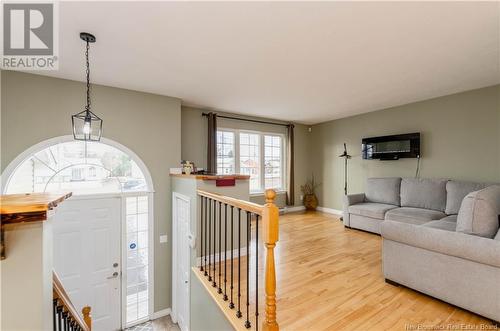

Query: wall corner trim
left=152, top=308, right=172, bottom=320
left=282, top=206, right=306, bottom=213
left=317, top=206, right=343, bottom=216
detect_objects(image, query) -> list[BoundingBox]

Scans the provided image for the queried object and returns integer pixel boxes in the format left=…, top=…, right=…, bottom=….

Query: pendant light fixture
left=72, top=32, right=103, bottom=141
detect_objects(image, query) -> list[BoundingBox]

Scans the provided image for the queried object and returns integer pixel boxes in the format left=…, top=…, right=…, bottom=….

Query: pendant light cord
left=85, top=40, right=91, bottom=112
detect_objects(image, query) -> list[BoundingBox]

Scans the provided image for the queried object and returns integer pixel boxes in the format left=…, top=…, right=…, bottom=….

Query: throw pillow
left=456, top=185, right=500, bottom=238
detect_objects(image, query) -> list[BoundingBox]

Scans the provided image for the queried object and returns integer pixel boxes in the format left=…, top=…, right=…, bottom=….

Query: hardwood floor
left=197, top=211, right=494, bottom=331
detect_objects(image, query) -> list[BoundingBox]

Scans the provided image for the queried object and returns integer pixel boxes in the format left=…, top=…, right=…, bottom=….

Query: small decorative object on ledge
left=301, top=175, right=320, bottom=211
left=181, top=160, right=195, bottom=175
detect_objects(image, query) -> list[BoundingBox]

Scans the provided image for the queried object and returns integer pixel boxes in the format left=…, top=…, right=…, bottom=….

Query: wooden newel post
left=82, top=306, right=92, bottom=330
left=262, top=189, right=279, bottom=331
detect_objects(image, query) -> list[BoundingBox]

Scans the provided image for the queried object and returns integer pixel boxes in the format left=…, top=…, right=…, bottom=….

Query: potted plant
left=300, top=175, right=320, bottom=210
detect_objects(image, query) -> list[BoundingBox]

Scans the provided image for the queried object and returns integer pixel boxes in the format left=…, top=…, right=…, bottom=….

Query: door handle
left=107, top=271, right=119, bottom=279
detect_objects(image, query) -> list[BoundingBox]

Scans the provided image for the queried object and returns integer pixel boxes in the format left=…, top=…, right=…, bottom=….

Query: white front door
left=54, top=196, right=122, bottom=331
left=172, top=193, right=191, bottom=331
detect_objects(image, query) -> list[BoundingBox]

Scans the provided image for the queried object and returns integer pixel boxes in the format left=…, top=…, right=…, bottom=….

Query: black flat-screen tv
left=362, top=133, right=420, bottom=160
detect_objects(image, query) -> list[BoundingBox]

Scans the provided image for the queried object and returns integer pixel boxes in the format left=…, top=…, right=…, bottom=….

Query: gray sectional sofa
left=343, top=177, right=500, bottom=323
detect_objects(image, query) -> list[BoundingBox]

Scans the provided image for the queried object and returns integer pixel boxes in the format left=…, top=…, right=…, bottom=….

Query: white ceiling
left=33, top=1, right=500, bottom=124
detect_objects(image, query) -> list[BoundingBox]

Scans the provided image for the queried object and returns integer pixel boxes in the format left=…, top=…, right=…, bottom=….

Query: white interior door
left=172, top=193, right=191, bottom=331
left=54, top=196, right=121, bottom=331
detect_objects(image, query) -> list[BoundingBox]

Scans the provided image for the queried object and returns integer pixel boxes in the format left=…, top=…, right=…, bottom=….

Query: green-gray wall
left=181, top=106, right=311, bottom=208
left=310, top=85, right=500, bottom=210
left=1, top=71, right=181, bottom=312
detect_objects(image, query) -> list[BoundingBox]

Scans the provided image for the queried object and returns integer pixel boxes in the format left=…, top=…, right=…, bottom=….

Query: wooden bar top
left=170, top=173, right=250, bottom=180
left=1, top=192, right=72, bottom=216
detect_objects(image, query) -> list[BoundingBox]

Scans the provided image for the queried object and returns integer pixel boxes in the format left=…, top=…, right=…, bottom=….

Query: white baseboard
left=152, top=308, right=171, bottom=320
left=317, top=206, right=343, bottom=216
left=195, top=247, right=248, bottom=267
left=282, top=206, right=305, bottom=213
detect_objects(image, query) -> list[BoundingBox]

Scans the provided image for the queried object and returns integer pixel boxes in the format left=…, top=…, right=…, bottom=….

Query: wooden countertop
left=1, top=192, right=72, bottom=223
left=169, top=173, right=250, bottom=180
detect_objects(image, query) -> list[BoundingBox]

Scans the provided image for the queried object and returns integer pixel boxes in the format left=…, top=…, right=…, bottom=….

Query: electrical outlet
left=300, top=194, right=304, bottom=200
left=159, top=235, right=168, bottom=243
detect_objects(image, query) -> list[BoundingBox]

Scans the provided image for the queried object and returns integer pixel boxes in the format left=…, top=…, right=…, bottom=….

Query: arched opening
left=2, top=136, right=155, bottom=329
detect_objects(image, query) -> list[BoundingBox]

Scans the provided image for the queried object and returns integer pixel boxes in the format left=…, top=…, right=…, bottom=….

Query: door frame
left=1, top=135, right=156, bottom=329
left=171, top=192, right=191, bottom=331
left=61, top=191, right=155, bottom=329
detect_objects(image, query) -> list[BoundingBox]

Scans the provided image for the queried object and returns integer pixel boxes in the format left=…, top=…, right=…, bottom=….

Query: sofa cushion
left=381, top=220, right=500, bottom=268
left=446, top=180, right=491, bottom=215
left=423, top=220, right=456, bottom=232
left=456, top=185, right=500, bottom=238
left=365, top=177, right=402, bottom=206
left=348, top=202, right=398, bottom=220
left=400, top=178, right=447, bottom=212
left=440, top=214, right=457, bottom=222
left=385, top=207, right=447, bottom=225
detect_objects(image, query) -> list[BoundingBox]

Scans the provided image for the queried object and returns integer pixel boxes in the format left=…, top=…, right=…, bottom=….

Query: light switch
left=159, top=235, right=168, bottom=243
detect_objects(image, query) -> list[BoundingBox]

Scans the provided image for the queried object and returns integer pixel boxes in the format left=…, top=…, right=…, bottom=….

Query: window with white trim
left=239, top=132, right=261, bottom=191
left=264, top=135, right=282, bottom=190
left=216, top=129, right=285, bottom=193
left=216, top=131, right=235, bottom=175
left=5, top=140, right=147, bottom=195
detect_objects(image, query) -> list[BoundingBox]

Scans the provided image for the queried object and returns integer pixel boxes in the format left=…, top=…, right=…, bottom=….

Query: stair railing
left=53, top=271, right=91, bottom=331
left=196, top=189, right=279, bottom=331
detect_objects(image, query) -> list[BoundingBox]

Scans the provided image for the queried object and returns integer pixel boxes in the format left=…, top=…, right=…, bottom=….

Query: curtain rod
left=202, top=112, right=292, bottom=128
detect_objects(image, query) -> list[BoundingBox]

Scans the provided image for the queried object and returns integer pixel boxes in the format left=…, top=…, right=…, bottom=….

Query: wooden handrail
left=196, top=189, right=279, bottom=330
left=197, top=189, right=264, bottom=215
left=53, top=270, right=91, bottom=331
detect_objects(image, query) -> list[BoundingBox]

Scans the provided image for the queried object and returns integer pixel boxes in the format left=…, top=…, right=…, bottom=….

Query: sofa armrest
left=342, top=193, right=365, bottom=227
left=343, top=193, right=365, bottom=207
left=381, top=220, right=500, bottom=268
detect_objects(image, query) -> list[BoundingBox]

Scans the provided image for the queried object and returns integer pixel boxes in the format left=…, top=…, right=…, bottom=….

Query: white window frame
left=217, top=128, right=287, bottom=194
left=216, top=129, right=237, bottom=175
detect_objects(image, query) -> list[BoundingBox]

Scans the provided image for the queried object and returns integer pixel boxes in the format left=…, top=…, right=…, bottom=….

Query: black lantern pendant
left=72, top=32, right=103, bottom=141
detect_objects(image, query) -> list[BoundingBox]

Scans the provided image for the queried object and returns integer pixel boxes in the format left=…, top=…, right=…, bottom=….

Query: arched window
left=5, top=140, right=149, bottom=195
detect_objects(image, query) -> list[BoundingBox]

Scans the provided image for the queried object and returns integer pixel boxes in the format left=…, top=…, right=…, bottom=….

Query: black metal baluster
left=245, top=212, right=251, bottom=328
left=236, top=208, right=242, bottom=318
left=57, top=304, right=63, bottom=331
left=218, top=201, right=222, bottom=294
left=212, top=199, right=217, bottom=287
left=255, top=214, right=259, bottom=331
left=62, top=312, right=68, bottom=331
left=200, top=196, right=204, bottom=272
left=208, top=198, right=212, bottom=281
left=204, top=197, right=208, bottom=276
left=61, top=311, right=66, bottom=331
left=223, top=203, right=228, bottom=301
left=53, top=299, right=58, bottom=331
left=229, top=205, right=235, bottom=309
